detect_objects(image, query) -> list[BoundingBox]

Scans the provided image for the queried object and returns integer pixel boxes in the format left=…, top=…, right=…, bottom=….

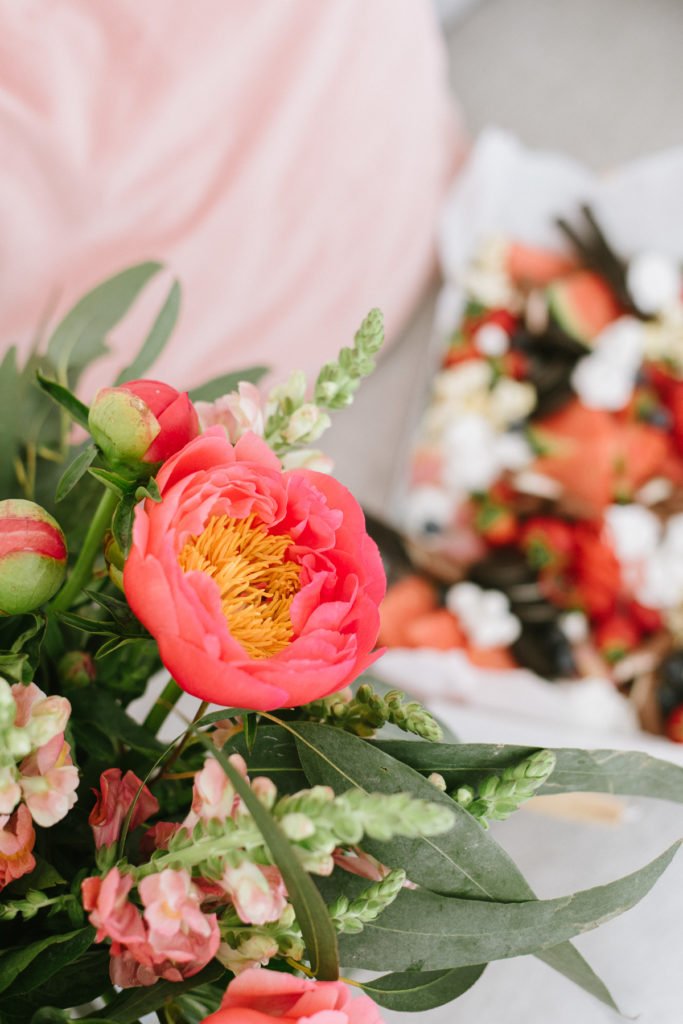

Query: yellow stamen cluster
left=178, top=513, right=301, bottom=659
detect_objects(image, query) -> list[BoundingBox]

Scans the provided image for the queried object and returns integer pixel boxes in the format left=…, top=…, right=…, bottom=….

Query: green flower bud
left=88, top=379, right=199, bottom=470
left=103, top=531, right=125, bottom=591
left=0, top=499, right=67, bottom=615
left=58, top=651, right=96, bottom=689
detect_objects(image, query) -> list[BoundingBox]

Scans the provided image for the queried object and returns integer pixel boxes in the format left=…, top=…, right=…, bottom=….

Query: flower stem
left=50, top=488, right=119, bottom=612
left=143, top=678, right=184, bottom=735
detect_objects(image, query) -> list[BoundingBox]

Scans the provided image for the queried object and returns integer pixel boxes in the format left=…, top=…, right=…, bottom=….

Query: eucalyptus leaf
left=194, top=732, right=340, bottom=981
left=55, top=444, right=97, bottom=502
left=373, top=741, right=683, bottom=804
left=358, top=964, right=485, bottom=1011
left=46, top=262, right=162, bottom=383
left=115, top=279, right=181, bottom=384
left=188, top=366, right=268, bottom=403
left=289, top=722, right=617, bottom=1008
left=335, top=843, right=680, bottom=971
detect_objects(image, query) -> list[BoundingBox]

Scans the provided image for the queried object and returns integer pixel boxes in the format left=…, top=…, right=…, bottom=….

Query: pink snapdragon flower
left=183, top=756, right=241, bottom=829
left=0, top=804, right=36, bottom=889
left=0, top=765, right=21, bottom=816
left=82, top=866, right=220, bottom=988
left=19, top=733, right=79, bottom=827
left=140, top=869, right=220, bottom=961
left=205, top=968, right=384, bottom=1024
left=11, top=681, right=70, bottom=747
left=221, top=862, right=288, bottom=926
left=89, top=768, right=159, bottom=849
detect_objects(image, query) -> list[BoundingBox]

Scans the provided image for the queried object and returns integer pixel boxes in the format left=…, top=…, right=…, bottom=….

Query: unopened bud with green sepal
left=88, top=379, right=199, bottom=470
left=0, top=499, right=67, bottom=615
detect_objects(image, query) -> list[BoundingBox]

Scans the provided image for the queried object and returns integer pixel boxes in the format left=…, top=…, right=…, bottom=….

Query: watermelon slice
left=506, top=242, right=576, bottom=287
left=547, top=270, right=622, bottom=344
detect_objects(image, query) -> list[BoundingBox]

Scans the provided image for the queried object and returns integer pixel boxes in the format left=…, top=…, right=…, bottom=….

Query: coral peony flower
left=0, top=804, right=36, bottom=890
left=89, top=768, right=159, bottom=849
left=88, top=379, right=200, bottom=468
left=204, top=968, right=384, bottom=1024
left=124, top=430, right=385, bottom=710
left=19, top=733, right=79, bottom=827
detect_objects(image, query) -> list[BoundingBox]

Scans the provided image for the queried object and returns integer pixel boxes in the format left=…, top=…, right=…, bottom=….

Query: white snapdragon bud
left=281, top=448, right=334, bottom=473
left=0, top=678, right=16, bottom=732
left=0, top=764, right=21, bottom=815
left=282, top=404, right=331, bottom=445
left=266, top=370, right=307, bottom=416
left=627, top=251, right=680, bottom=316
left=195, top=382, right=265, bottom=441
left=25, top=695, right=71, bottom=750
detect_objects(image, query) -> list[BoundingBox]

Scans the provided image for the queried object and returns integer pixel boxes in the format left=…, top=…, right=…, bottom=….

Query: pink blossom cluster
left=0, top=680, right=78, bottom=890
left=83, top=754, right=291, bottom=987
left=82, top=866, right=220, bottom=987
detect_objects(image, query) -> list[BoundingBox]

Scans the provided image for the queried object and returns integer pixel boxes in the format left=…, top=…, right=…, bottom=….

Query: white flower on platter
left=462, top=236, right=521, bottom=310
left=627, top=251, right=680, bottom=316
left=474, top=322, right=510, bottom=357
left=442, top=414, right=532, bottom=495
left=571, top=317, right=644, bottom=411
left=403, top=485, right=457, bottom=537
left=446, top=580, right=521, bottom=648
left=605, top=504, right=683, bottom=610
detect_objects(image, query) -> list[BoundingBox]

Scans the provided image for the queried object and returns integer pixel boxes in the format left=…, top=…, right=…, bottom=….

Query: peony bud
left=0, top=500, right=67, bottom=615
left=58, top=651, right=96, bottom=690
left=88, top=379, right=200, bottom=469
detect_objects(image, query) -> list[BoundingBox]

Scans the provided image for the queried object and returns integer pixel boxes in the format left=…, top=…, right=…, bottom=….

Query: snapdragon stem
left=142, top=678, right=184, bottom=735
left=50, top=488, right=119, bottom=612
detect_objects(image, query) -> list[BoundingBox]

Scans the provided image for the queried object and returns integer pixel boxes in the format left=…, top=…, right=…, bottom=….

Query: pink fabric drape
left=0, top=0, right=463, bottom=394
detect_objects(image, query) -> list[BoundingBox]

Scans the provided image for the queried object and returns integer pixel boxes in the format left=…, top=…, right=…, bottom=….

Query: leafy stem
left=50, top=487, right=119, bottom=612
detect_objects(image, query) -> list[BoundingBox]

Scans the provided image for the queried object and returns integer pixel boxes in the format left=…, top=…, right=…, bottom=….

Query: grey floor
left=320, top=2, right=683, bottom=1021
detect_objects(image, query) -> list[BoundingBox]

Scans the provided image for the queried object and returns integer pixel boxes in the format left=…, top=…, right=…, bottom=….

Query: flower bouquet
left=385, top=132, right=683, bottom=742
left=1, top=262, right=682, bottom=1024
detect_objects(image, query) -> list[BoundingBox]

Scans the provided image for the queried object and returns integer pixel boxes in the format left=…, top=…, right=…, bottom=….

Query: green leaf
left=194, top=732, right=340, bottom=981
left=3, top=946, right=107, bottom=1009
left=35, top=374, right=90, bottom=429
left=195, top=708, right=253, bottom=728
left=189, top=365, right=268, bottom=403
left=227, top=724, right=306, bottom=793
left=0, top=928, right=94, bottom=996
left=134, top=478, right=161, bottom=503
left=289, top=722, right=617, bottom=1008
left=112, top=494, right=137, bottom=557
left=335, top=843, right=680, bottom=971
left=358, top=964, right=485, bottom=1012
left=243, top=712, right=259, bottom=753
left=115, top=279, right=181, bottom=384
left=92, top=960, right=226, bottom=1023
left=88, top=466, right=133, bottom=495
left=70, top=690, right=164, bottom=758
left=55, top=444, right=97, bottom=501
left=57, top=611, right=117, bottom=637
left=373, top=741, right=683, bottom=804
left=46, top=262, right=162, bottom=383
left=5, top=856, right=65, bottom=896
